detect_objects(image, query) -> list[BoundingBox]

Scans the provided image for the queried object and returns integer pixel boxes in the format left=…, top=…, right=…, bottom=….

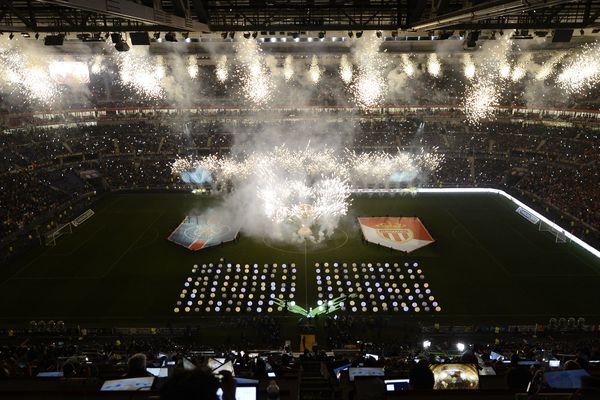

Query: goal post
left=538, top=219, right=569, bottom=243
left=45, top=223, right=73, bottom=247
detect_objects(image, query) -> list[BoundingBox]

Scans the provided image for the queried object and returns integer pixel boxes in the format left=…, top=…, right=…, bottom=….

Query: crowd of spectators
left=0, top=327, right=599, bottom=398
left=1, top=114, right=598, bottom=252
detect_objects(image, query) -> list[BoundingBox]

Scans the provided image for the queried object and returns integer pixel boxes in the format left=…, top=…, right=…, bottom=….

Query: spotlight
left=110, top=33, right=122, bottom=44
left=115, top=41, right=130, bottom=52
left=44, top=34, right=64, bottom=46
left=243, top=31, right=251, bottom=39
left=423, top=340, right=431, bottom=349
left=348, top=31, right=353, bottom=38
left=356, top=31, right=363, bottom=38
left=376, top=31, right=382, bottom=38
left=456, top=342, right=465, bottom=352
left=165, top=31, right=177, bottom=42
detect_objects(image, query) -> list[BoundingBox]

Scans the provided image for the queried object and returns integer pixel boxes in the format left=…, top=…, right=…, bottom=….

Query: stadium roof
left=1, top=0, right=599, bottom=34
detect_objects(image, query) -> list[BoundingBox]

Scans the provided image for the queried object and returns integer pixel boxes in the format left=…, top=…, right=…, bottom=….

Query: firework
left=401, top=54, right=415, bottom=77
left=349, top=31, right=387, bottom=107
left=464, top=80, right=498, bottom=124
left=309, top=55, right=321, bottom=84
left=339, top=54, right=353, bottom=84
left=235, top=39, right=272, bottom=104
left=187, top=55, right=199, bottom=79
left=557, top=42, right=600, bottom=93
left=346, top=149, right=443, bottom=185
left=427, top=54, right=441, bottom=77
left=90, top=55, right=106, bottom=75
left=499, top=63, right=511, bottom=79
left=283, top=55, right=294, bottom=81
left=0, top=44, right=59, bottom=103
left=173, top=146, right=442, bottom=240
left=215, top=55, right=228, bottom=82
left=463, top=54, right=475, bottom=79
left=535, top=53, right=565, bottom=81
left=117, top=47, right=164, bottom=98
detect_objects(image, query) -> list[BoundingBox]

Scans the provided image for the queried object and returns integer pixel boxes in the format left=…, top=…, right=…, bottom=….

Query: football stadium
left=1, top=0, right=600, bottom=398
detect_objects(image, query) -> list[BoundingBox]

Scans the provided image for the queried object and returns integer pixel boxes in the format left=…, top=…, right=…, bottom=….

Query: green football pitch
left=1, top=192, right=599, bottom=327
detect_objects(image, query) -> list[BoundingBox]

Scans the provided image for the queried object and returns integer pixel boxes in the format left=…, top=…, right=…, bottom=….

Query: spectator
left=409, top=361, right=434, bottom=390
left=126, top=353, right=152, bottom=378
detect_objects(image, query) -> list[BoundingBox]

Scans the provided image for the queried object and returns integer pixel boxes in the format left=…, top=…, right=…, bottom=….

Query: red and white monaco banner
left=358, top=217, right=435, bottom=253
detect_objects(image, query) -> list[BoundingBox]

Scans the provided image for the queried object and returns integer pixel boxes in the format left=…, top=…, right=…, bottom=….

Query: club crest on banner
left=358, top=217, right=434, bottom=253
left=375, top=222, right=414, bottom=243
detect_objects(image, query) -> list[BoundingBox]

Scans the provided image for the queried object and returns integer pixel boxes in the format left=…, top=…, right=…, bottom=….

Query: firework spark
left=427, top=54, right=441, bottom=77
left=350, top=31, right=387, bottom=107
left=235, top=39, right=272, bottom=104
left=464, top=80, right=498, bottom=124
left=0, top=46, right=59, bottom=103
left=463, top=54, right=475, bottom=79
left=309, top=55, right=321, bottom=84
left=534, top=53, right=565, bottom=81
left=339, top=54, right=353, bottom=84
left=172, top=146, right=442, bottom=241
left=116, top=47, right=164, bottom=98
left=283, top=55, right=294, bottom=81
left=187, top=55, right=199, bottom=79
left=557, top=42, right=600, bottom=94
left=402, top=54, right=415, bottom=77
left=215, top=55, right=228, bottom=82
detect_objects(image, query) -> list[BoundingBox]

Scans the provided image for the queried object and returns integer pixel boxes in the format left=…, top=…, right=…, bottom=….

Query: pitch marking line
left=6, top=212, right=165, bottom=282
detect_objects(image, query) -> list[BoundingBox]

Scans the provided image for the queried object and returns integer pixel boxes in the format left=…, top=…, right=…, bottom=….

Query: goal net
left=45, top=223, right=73, bottom=247
left=538, top=220, right=568, bottom=243
left=72, top=209, right=94, bottom=227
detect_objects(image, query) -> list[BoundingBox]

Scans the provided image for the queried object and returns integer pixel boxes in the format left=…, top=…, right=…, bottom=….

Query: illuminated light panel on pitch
left=315, top=261, right=441, bottom=313
left=174, top=263, right=297, bottom=313
left=359, top=217, right=434, bottom=253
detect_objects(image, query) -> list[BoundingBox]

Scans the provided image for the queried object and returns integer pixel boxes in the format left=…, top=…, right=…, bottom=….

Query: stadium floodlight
left=44, top=34, right=64, bottom=46
left=456, top=342, right=466, bottom=352
left=165, top=32, right=177, bottom=42
left=113, top=36, right=129, bottom=52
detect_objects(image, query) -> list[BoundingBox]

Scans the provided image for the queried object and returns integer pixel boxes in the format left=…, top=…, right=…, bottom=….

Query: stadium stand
left=2, top=109, right=598, bottom=260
